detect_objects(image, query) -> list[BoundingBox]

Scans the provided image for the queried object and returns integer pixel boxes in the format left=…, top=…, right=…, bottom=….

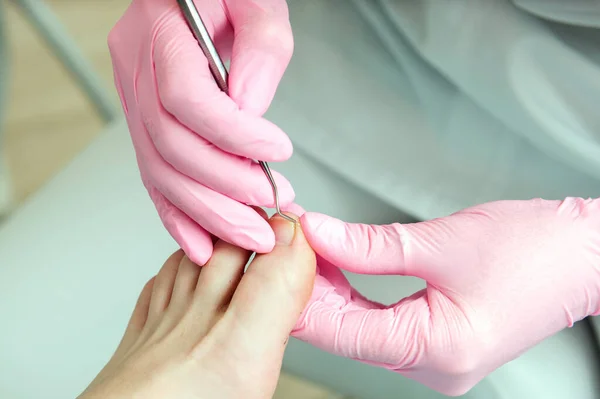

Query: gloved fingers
left=281, top=203, right=416, bottom=311
left=141, top=104, right=294, bottom=207
left=313, top=254, right=387, bottom=310
left=133, top=114, right=276, bottom=253
left=292, top=256, right=427, bottom=368
left=153, top=168, right=276, bottom=254
left=152, top=16, right=293, bottom=162
left=221, top=214, right=316, bottom=357
left=300, top=212, right=412, bottom=275
left=293, top=255, right=385, bottom=336
left=299, top=292, right=429, bottom=367
left=226, top=0, right=294, bottom=115
left=281, top=202, right=306, bottom=216
left=145, top=183, right=214, bottom=265
left=301, top=212, right=452, bottom=281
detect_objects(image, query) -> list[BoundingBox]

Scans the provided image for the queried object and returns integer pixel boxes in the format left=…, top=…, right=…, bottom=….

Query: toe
left=172, top=241, right=251, bottom=345
left=169, top=255, right=202, bottom=311
left=194, top=240, right=252, bottom=312
left=191, top=206, right=267, bottom=313
left=112, top=277, right=155, bottom=360
left=146, top=250, right=185, bottom=326
left=172, top=207, right=265, bottom=342
left=212, top=214, right=316, bottom=358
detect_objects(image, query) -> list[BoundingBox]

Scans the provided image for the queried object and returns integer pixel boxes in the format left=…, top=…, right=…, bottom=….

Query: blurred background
left=4, top=0, right=123, bottom=204
left=2, top=1, right=345, bottom=397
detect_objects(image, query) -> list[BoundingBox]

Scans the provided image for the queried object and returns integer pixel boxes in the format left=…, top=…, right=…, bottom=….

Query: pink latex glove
left=294, top=198, right=600, bottom=396
left=108, top=0, right=294, bottom=264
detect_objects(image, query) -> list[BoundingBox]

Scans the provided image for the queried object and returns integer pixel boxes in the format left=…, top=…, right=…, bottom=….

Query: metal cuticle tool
left=176, top=0, right=296, bottom=224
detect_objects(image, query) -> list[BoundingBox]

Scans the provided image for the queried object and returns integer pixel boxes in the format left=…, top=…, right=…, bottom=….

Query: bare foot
left=79, top=212, right=315, bottom=399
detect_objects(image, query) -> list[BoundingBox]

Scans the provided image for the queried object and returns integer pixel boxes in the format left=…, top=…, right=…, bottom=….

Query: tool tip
left=276, top=211, right=298, bottom=224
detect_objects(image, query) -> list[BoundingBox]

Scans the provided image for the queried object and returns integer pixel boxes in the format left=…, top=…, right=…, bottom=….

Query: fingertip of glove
left=300, top=212, right=332, bottom=238
left=234, top=90, right=270, bottom=116
left=243, top=135, right=292, bottom=163
left=186, top=249, right=212, bottom=267
left=247, top=228, right=276, bottom=254
left=158, top=207, right=214, bottom=266
left=282, top=202, right=305, bottom=217
left=171, top=223, right=212, bottom=265
left=178, top=238, right=212, bottom=266
left=300, top=212, right=350, bottom=254
left=229, top=55, right=287, bottom=116
left=267, top=135, right=294, bottom=162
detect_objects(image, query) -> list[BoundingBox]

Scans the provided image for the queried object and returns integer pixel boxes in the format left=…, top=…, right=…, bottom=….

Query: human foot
left=79, top=212, right=315, bottom=399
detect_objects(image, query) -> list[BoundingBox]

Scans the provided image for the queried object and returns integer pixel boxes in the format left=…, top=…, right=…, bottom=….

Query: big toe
left=223, top=214, right=316, bottom=350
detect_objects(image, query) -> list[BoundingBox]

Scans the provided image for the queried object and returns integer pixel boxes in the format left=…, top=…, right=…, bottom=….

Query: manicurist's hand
left=108, top=0, right=295, bottom=265
left=294, top=198, right=600, bottom=396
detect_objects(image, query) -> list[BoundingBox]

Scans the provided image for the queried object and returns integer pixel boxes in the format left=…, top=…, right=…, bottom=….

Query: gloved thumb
left=226, top=0, right=294, bottom=115
left=300, top=212, right=440, bottom=279
left=224, top=214, right=316, bottom=357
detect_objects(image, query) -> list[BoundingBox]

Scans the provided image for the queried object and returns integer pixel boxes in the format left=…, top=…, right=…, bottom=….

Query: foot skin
left=79, top=212, right=315, bottom=399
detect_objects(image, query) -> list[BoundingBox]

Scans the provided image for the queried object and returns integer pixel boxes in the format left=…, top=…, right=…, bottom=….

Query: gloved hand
left=108, top=0, right=294, bottom=264
left=294, top=198, right=600, bottom=396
